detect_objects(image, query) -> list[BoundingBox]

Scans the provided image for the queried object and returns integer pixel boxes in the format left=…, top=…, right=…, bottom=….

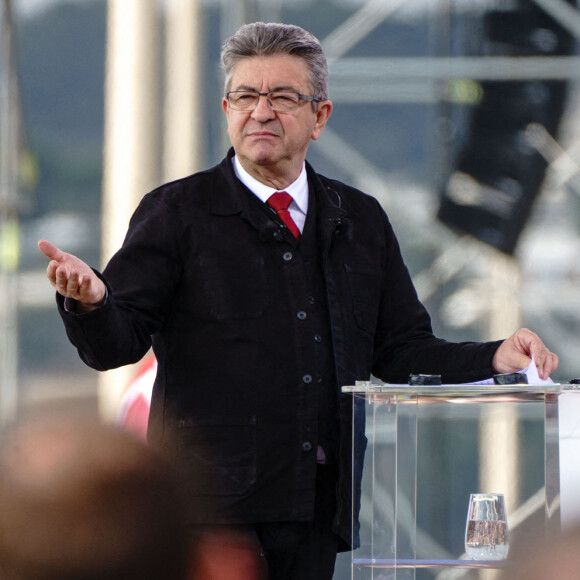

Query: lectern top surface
left=341, top=380, right=576, bottom=397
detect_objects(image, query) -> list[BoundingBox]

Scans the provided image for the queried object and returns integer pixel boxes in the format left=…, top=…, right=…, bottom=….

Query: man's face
left=222, top=54, right=332, bottom=183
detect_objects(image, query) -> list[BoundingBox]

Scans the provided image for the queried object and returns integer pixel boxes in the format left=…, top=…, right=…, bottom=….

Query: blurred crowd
left=0, top=407, right=266, bottom=580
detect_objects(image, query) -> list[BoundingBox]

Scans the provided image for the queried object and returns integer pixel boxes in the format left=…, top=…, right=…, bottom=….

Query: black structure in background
left=438, top=1, right=575, bottom=255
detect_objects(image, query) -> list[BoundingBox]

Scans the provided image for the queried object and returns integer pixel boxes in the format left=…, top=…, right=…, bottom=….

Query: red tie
left=267, top=192, right=301, bottom=240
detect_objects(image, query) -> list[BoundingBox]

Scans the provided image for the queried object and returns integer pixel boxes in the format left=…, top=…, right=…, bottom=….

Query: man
left=39, top=22, right=558, bottom=580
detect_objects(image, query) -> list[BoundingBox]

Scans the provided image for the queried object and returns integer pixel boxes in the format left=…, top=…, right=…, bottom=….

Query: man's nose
left=251, top=94, right=276, bottom=122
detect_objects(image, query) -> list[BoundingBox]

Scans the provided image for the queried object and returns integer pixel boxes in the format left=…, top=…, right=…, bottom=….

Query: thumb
left=493, top=339, right=532, bottom=374
left=38, top=239, right=64, bottom=261
left=510, top=350, right=532, bottom=372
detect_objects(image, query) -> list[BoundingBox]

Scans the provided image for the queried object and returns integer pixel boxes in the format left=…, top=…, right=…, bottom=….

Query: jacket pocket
left=176, top=416, right=257, bottom=497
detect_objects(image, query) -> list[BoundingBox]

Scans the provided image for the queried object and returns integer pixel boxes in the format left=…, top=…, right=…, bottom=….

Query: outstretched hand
left=38, top=240, right=106, bottom=312
left=492, top=328, right=558, bottom=381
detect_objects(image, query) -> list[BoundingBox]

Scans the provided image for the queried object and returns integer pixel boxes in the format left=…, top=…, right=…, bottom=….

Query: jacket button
left=297, top=311, right=307, bottom=320
left=303, top=374, right=313, bottom=384
left=283, top=252, right=293, bottom=261
left=302, top=441, right=313, bottom=452
left=314, top=334, right=322, bottom=343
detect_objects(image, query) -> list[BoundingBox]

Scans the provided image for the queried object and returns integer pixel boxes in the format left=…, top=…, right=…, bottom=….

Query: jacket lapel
left=209, top=150, right=276, bottom=238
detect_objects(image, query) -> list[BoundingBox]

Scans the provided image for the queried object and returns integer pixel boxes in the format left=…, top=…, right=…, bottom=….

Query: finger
left=534, top=351, right=551, bottom=379
left=550, top=353, right=560, bottom=375
left=38, top=239, right=65, bottom=262
left=514, top=352, right=532, bottom=373
left=78, top=275, right=96, bottom=304
left=45, top=261, right=59, bottom=286
left=513, top=328, right=537, bottom=354
left=54, top=265, right=74, bottom=296
left=514, top=330, right=545, bottom=364
left=78, top=274, right=90, bottom=299
left=537, top=361, right=549, bottom=381
left=530, top=344, right=546, bottom=369
left=538, top=352, right=559, bottom=380
left=66, top=271, right=82, bottom=298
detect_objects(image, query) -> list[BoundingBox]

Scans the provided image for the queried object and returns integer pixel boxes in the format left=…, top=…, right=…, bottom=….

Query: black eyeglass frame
left=226, top=90, right=322, bottom=112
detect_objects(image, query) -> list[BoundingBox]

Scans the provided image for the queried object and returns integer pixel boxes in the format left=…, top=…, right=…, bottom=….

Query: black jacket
left=57, top=150, right=501, bottom=549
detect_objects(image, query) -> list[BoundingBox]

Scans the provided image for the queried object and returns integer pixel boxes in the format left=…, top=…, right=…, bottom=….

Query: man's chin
left=245, top=151, right=278, bottom=167
left=243, top=141, right=281, bottom=164
left=253, top=156, right=276, bottom=166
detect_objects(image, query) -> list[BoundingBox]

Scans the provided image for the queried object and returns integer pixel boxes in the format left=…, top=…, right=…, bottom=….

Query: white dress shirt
left=232, top=155, right=308, bottom=234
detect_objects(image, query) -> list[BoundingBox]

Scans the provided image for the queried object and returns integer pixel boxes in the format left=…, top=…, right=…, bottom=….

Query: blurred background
left=4, top=0, right=579, bottom=414
left=2, top=0, right=580, bottom=576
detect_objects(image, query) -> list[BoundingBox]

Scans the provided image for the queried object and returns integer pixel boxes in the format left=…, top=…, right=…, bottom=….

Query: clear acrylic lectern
left=342, top=381, right=573, bottom=579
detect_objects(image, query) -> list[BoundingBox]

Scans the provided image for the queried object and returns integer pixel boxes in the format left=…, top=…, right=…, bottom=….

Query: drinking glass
left=465, top=493, right=509, bottom=560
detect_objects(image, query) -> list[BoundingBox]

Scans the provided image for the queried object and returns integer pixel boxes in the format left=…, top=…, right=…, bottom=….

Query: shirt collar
left=232, top=155, right=309, bottom=215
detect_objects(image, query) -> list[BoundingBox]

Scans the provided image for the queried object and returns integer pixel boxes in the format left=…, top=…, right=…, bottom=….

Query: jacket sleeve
left=56, top=193, right=184, bottom=371
left=370, top=205, right=502, bottom=384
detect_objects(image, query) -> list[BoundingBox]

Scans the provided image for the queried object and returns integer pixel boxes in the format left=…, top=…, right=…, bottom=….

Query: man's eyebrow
left=232, top=84, right=259, bottom=91
left=231, top=84, right=301, bottom=92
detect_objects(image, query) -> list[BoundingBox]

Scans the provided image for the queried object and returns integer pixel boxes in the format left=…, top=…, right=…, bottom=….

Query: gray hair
left=221, top=22, right=329, bottom=100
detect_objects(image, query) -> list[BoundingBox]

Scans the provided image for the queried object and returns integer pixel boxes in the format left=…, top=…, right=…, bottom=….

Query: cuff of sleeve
left=63, top=287, right=109, bottom=313
left=57, top=269, right=110, bottom=315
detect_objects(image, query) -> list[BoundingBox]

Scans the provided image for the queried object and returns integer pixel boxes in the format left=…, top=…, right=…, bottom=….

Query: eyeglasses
left=226, top=91, right=321, bottom=112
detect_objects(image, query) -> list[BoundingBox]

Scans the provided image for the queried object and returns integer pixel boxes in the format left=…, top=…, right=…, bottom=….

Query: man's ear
left=311, top=100, right=333, bottom=141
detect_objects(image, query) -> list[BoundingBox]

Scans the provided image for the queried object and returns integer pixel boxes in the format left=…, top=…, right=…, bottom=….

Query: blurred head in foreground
left=0, top=411, right=191, bottom=580
left=503, top=526, right=580, bottom=580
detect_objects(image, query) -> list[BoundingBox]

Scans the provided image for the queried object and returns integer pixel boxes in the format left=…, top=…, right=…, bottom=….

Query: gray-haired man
left=39, top=22, right=558, bottom=579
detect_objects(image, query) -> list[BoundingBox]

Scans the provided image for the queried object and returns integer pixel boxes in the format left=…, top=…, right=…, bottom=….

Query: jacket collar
left=209, top=149, right=247, bottom=217
left=209, top=148, right=349, bottom=241
left=306, top=163, right=349, bottom=242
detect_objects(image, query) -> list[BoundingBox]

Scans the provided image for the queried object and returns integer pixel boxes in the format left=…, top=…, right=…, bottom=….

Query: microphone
left=259, top=221, right=286, bottom=242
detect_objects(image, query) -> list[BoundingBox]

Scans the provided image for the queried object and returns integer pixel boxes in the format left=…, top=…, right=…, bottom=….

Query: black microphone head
left=260, top=221, right=285, bottom=242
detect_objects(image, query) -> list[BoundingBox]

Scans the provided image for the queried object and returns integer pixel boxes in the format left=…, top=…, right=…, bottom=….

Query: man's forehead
left=230, top=54, right=310, bottom=88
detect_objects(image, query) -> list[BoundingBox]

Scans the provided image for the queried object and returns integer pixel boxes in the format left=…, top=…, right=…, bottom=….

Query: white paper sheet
left=468, top=356, right=554, bottom=385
